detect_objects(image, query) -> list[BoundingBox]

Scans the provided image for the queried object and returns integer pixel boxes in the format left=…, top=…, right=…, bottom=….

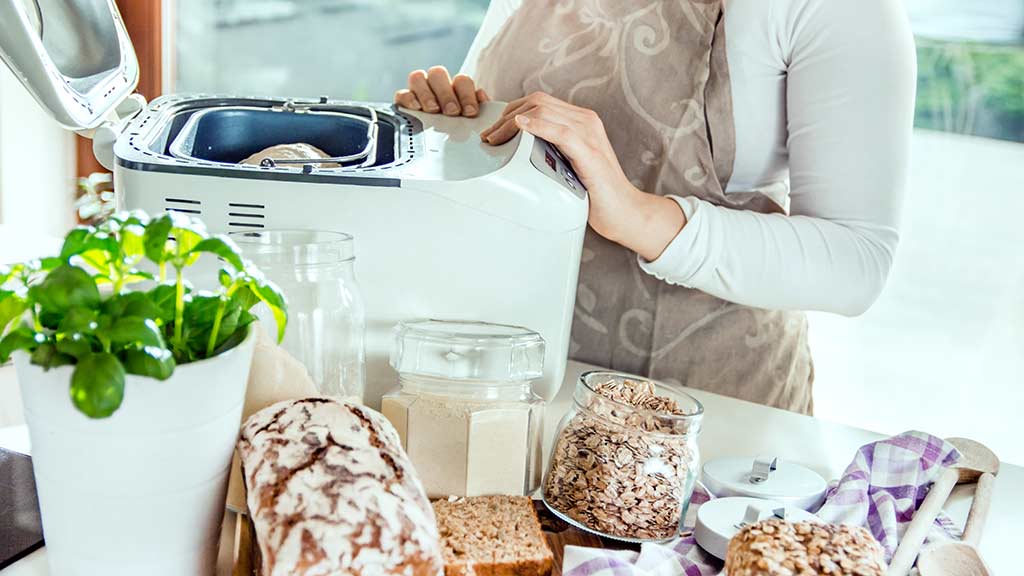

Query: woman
left=395, top=0, right=916, bottom=414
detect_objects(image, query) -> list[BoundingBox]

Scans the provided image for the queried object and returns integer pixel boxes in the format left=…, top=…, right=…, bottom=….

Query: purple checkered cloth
left=562, top=431, right=962, bottom=576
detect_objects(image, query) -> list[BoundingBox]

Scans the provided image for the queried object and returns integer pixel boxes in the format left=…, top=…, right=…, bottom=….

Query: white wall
left=810, top=130, right=1024, bottom=466
left=0, top=65, right=76, bottom=236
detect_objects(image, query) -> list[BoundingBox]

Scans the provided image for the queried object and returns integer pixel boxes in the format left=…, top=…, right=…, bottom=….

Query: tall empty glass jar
left=231, top=230, right=365, bottom=403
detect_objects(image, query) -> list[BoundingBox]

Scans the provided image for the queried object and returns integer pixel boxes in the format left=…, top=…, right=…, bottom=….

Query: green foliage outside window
left=915, top=37, right=1024, bottom=143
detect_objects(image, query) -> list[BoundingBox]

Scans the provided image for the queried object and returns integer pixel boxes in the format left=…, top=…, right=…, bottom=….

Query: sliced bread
left=432, top=495, right=553, bottom=576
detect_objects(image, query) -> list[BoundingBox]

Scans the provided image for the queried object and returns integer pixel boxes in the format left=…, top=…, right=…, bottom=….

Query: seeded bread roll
left=432, top=495, right=552, bottom=576
left=238, top=397, right=443, bottom=576
left=725, top=519, right=886, bottom=576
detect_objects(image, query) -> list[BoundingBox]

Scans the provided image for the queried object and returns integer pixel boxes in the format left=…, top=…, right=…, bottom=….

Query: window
left=168, top=1, right=1024, bottom=464
left=909, top=0, right=1024, bottom=142
left=169, top=0, right=490, bottom=99
left=809, top=2, right=1024, bottom=464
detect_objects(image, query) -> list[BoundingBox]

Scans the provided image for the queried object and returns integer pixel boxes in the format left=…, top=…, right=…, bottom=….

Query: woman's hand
left=481, top=92, right=686, bottom=261
left=394, top=66, right=490, bottom=118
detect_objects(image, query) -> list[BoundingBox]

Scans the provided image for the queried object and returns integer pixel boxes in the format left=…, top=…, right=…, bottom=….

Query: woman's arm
left=490, top=0, right=916, bottom=316
left=481, top=93, right=688, bottom=260
left=642, top=0, right=917, bottom=316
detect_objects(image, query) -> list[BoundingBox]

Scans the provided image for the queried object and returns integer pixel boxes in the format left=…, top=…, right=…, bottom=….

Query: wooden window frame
left=76, top=0, right=164, bottom=178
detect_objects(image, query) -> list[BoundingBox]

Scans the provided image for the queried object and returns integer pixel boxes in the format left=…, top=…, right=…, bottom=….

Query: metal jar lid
left=694, top=497, right=822, bottom=560
left=390, top=319, right=545, bottom=382
left=702, top=456, right=828, bottom=512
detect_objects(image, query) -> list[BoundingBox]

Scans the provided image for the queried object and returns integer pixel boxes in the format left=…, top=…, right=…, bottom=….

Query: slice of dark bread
left=432, top=495, right=553, bottom=576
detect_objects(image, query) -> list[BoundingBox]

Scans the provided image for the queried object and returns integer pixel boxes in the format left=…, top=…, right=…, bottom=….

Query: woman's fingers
left=403, top=68, right=486, bottom=117
left=427, top=66, right=461, bottom=116
left=481, top=104, right=546, bottom=144
left=502, top=91, right=580, bottom=121
left=481, top=115, right=521, bottom=144
left=408, top=70, right=440, bottom=113
left=452, top=74, right=480, bottom=117
left=393, top=89, right=422, bottom=111
left=483, top=92, right=586, bottom=140
left=514, top=112, right=587, bottom=158
left=481, top=99, right=533, bottom=140
left=482, top=104, right=570, bottom=144
left=495, top=95, right=542, bottom=126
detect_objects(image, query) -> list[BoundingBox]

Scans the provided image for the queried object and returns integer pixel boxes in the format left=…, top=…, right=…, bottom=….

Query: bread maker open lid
left=0, top=0, right=139, bottom=131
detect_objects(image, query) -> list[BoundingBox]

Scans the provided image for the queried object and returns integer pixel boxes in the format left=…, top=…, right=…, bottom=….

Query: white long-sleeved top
left=462, top=0, right=917, bottom=316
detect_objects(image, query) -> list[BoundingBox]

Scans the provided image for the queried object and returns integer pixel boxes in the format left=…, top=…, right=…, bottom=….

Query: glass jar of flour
left=382, top=319, right=545, bottom=498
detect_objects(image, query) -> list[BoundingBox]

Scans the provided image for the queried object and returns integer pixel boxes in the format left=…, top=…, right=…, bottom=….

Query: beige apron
left=477, top=0, right=813, bottom=413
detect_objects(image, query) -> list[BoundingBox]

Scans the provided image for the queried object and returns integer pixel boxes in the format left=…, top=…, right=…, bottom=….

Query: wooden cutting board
left=534, top=500, right=639, bottom=576
left=232, top=501, right=641, bottom=576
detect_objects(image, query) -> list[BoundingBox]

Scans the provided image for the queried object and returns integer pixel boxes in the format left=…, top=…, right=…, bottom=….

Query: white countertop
left=2, top=360, right=1022, bottom=575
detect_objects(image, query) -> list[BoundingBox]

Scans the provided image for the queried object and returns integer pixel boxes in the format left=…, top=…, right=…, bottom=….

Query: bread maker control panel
left=530, top=139, right=587, bottom=199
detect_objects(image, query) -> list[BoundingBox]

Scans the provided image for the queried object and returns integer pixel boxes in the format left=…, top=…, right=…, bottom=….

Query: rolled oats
left=725, top=519, right=886, bottom=576
left=543, top=378, right=698, bottom=540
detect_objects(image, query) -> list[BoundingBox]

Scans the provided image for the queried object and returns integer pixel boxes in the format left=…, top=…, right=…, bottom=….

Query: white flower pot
left=14, top=327, right=256, bottom=576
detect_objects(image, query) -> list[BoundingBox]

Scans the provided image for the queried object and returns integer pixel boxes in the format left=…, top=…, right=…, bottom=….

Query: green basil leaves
left=0, top=211, right=288, bottom=419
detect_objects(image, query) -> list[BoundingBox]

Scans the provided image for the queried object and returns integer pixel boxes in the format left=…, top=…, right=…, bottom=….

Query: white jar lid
left=694, top=497, right=822, bottom=560
left=390, top=319, right=545, bottom=382
left=702, top=456, right=827, bottom=512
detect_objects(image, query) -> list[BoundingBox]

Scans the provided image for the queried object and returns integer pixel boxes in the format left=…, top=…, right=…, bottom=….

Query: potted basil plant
left=0, top=211, right=286, bottom=576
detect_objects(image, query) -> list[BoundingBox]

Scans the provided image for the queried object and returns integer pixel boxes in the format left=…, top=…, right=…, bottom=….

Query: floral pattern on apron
left=477, top=0, right=813, bottom=413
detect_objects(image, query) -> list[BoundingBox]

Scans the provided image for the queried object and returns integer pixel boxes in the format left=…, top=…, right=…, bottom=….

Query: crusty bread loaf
left=238, top=397, right=443, bottom=576
left=725, top=519, right=886, bottom=576
left=432, top=495, right=553, bottom=576
left=226, top=323, right=320, bottom=513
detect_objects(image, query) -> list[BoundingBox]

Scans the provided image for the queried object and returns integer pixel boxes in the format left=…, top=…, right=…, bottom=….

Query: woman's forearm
left=487, top=96, right=690, bottom=263
left=604, top=190, right=688, bottom=263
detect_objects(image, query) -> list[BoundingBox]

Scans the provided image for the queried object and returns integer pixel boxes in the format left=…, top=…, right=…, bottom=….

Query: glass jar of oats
left=543, top=371, right=704, bottom=542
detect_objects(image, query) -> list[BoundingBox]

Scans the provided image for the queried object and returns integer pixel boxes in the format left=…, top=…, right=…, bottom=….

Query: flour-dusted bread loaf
left=432, top=495, right=552, bottom=576
left=226, top=323, right=320, bottom=513
left=238, top=397, right=443, bottom=576
left=725, top=519, right=886, bottom=576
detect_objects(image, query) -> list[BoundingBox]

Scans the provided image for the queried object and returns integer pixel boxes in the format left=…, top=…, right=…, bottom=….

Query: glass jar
left=231, top=230, right=365, bottom=403
left=543, top=371, right=703, bottom=542
left=381, top=319, right=546, bottom=499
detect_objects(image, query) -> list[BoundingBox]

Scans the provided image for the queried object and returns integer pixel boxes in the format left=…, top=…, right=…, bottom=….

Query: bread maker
left=0, top=0, right=589, bottom=401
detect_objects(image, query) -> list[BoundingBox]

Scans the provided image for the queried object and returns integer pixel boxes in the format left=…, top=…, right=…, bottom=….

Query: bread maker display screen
left=530, top=139, right=586, bottom=199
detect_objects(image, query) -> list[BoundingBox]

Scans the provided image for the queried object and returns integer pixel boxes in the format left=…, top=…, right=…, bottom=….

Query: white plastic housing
left=118, top=101, right=588, bottom=403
